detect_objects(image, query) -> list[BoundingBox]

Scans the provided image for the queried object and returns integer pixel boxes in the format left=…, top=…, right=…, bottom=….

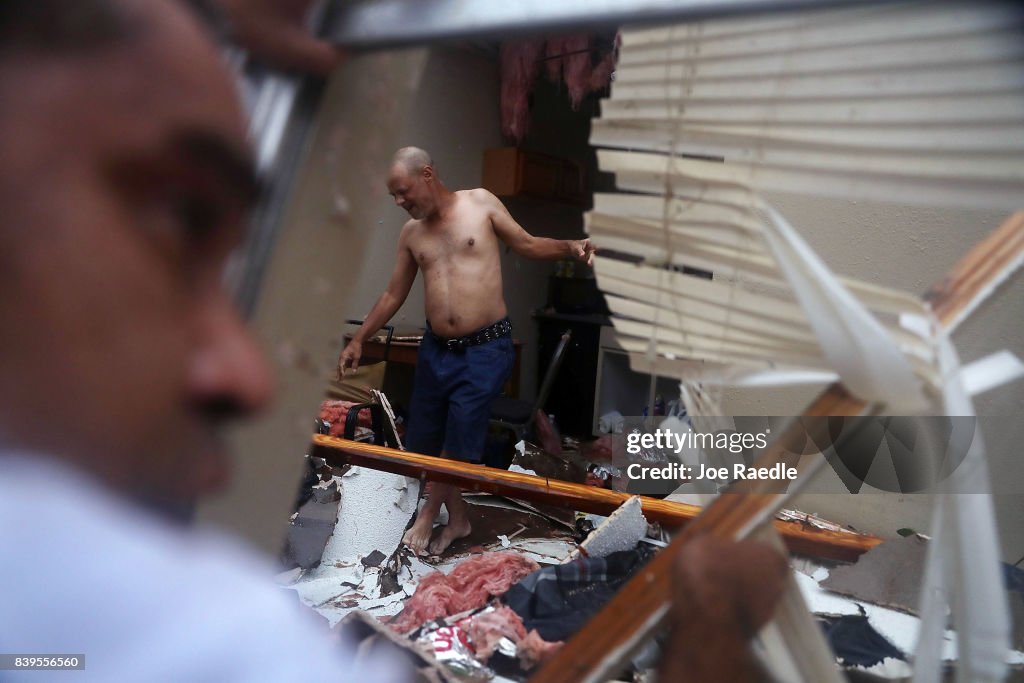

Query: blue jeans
left=404, top=327, right=515, bottom=463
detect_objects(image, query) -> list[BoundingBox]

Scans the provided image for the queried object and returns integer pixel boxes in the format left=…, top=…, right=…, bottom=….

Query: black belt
left=429, top=317, right=512, bottom=352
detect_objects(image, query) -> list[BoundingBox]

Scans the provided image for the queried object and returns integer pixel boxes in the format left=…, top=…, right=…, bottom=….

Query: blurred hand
left=661, top=535, right=788, bottom=682
left=218, top=0, right=344, bottom=76
left=338, top=340, right=362, bottom=377
left=572, top=238, right=596, bottom=265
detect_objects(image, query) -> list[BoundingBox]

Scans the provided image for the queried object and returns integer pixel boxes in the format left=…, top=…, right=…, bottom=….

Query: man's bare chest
left=410, top=220, right=496, bottom=270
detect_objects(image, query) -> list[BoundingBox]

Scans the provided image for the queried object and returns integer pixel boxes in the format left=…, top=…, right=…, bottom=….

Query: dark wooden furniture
left=533, top=311, right=607, bottom=435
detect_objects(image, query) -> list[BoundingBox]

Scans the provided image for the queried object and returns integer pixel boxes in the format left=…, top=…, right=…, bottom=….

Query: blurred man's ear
left=421, top=165, right=434, bottom=181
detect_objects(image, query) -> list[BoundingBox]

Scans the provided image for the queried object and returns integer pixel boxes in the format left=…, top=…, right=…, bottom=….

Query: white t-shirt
left=0, top=453, right=407, bottom=682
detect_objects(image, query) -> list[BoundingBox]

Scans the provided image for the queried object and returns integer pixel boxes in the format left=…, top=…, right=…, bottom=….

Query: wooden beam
left=925, top=211, right=1024, bottom=331
left=530, top=212, right=1024, bottom=683
left=312, top=434, right=882, bottom=562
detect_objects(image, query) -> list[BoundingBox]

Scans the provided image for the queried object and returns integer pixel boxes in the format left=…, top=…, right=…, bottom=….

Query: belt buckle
left=446, top=337, right=465, bottom=352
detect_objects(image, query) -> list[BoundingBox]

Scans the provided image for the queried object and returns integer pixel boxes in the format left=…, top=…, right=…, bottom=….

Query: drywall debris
left=574, top=495, right=648, bottom=559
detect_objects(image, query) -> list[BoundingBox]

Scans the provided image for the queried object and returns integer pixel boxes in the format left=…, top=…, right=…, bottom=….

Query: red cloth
left=318, top=400, right=373, bottom=438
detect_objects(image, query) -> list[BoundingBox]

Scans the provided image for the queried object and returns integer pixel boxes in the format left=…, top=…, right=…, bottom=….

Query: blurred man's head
left=0, top=0, right=272, bottom=507
left=387, top=146, right=438, bottom=220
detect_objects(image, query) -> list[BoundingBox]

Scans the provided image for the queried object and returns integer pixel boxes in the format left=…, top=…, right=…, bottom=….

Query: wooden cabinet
left=482, top=147, right=589, bottom=206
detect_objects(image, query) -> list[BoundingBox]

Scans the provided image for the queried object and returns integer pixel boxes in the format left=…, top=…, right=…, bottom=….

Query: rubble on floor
left=795, top=549, right=1024, bottom=677
left=820, top=534, right=927, bottom=614
left=281, top=451, right=1024, bottom=681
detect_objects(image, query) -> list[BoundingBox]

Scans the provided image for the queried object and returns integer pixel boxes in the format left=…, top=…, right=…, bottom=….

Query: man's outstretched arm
left=482, top=189, right=595, bottom=265
left=338, top=229, right=418, bottom=375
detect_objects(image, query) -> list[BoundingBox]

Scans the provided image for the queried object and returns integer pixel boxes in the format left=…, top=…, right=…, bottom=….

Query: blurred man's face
left=387, top=163, right=432, bottom=220
left=0, top=0, right=272, bottom=505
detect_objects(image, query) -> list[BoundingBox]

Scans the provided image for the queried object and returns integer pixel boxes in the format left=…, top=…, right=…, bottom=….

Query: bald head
left=392, top=146, right=434, bottom=175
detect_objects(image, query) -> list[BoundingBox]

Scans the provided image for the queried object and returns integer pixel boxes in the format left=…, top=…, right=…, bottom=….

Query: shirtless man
left=339, top=147, right=595, bottom=555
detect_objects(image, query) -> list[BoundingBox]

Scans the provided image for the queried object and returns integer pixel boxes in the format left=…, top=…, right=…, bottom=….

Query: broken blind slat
left=622, top=351, right=843, bottom=387
left=609, top=320, right=833, bottom=369
left=609, top=62, right=1024, bottom=101
left=592, top=120, right=1024, bottom=155
left=599, top=277, right=813, bottom=335
left=620, top=1, right=931, bottom=45
left=619, top=7, right=1020, bottom=62
left=613, top=33, right=1024, bottom=82
left=606, top=294, right=824, bottom=351
left=598, top=268, right=934, bottom=366
left=600, top=151, right=1023, bottom=211
left=595, top=133, right=1022, bottom=181
left=606, top=283, right=932, bottom=359
left=589, top=241, right=926, bottom=320
left=608, top=300, right=935, bottom=378
left=595, top=259, right=812, bottom=322
left=599, top=94, right=1024, bottom=128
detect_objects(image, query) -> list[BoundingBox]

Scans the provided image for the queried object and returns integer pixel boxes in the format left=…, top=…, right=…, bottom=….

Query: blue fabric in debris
left=820, top=614, right=905, bottom=668
left=502, top=547, right=654, bottom=642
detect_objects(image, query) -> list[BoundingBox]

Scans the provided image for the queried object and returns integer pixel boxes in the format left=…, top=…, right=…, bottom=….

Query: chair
left=489, top=328, right=572, bottom=443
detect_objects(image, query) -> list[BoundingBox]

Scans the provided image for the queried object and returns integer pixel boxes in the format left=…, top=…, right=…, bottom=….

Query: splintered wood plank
left=530, top=213, right=1024, bottom=683
left=925, top=211, right=1024, bottom=331
left=311, top=435, right=881, bottom=563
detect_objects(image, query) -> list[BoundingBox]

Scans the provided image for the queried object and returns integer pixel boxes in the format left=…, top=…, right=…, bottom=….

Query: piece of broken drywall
left=320, top=466, right=420, bottom=566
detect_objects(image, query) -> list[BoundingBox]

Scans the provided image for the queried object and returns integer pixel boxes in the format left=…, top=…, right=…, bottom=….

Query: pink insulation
left=560, top=34, right=593, bottom=109
left=462, top=605, right=564, bottom=670
left=500, top=40, right=544, bottom=142
left=517, top=628, right=564, bottom=670
left=463, top=605, right=527, bottom=660
left=389, top=552, right=540, bottom=634
left=500, top=34, right=618, bottom=142
left=543, top=36, right=569, bottom=84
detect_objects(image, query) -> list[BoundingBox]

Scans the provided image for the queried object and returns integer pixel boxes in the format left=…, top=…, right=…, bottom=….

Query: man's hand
left=571, top=238, right=596, bottom=266
left=660, top=535, right=788, bottom=682
left=218, top=0, right=345, bottom=76
left=338, top=340, right=362, bottom=377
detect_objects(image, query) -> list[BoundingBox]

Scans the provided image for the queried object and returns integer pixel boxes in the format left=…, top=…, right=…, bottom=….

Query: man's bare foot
left=402, top=514, right=435, bottom=555
left=427, top=518, right=472, bottom=555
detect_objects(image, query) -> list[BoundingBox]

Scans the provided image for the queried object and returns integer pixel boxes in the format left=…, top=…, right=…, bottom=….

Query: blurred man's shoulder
left=0, top=452, right=380, bottom=681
